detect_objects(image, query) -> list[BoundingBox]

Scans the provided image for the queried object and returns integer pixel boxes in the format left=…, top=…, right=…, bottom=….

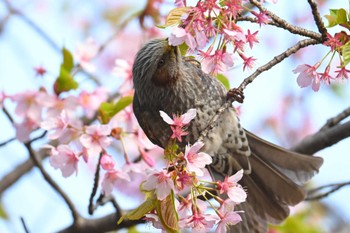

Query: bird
left=132, top=38, right=323, bottom=233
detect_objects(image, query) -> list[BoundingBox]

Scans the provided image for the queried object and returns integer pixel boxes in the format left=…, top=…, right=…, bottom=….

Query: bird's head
left=132, top=39, right=181, bottom=91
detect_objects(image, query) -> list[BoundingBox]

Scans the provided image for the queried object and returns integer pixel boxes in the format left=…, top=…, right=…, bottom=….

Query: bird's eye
left=158, top=59, right=165, bottom=68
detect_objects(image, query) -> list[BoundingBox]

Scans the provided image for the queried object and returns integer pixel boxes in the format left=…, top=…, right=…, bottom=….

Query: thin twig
left=88, top=153, right=102, bottom=215
left=24, top=142, right=81, bottom=222
left=199, top=38, right=320, bottom=141
left=20, top=217, right=30, bottom=233
left=95, top=194, right=122, bottom=219
left=307, top=0, right=328, bottom=40
left=320, top=106, right=350, bottom=131
left=248, top=0, right=323, bottom=41
left=306, top=181, right=350, bottom=201
left=0, top=137, right=16, bottom=147
left=2, top=107, right=14, bottom=123
left=3, top=0, right=60, bottom=53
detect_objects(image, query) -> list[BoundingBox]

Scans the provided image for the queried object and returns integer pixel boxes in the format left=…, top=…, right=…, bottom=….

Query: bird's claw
left=227, top=88, right=244, bottom=103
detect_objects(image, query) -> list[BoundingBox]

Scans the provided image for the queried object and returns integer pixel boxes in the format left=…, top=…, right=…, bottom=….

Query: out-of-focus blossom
left=184, top=142, right=212, bottom=176
left=101, top=169, right=131, bottom=195
left=49, top=145, right=80, bottom=178
left=112, top=59, right=133, bottom=94
left=74, top=37, right=99, bottom=72
left=142, top=170, right=175, bottom=200
left=14, top=118, right=38, bottom=142
left=78, top=87, right=108, bottom=118
left=100, top=153, right=115, bottom=171
left=33, top=65, right=47, bottom=77
left=80, top=124, right=112, bottom=157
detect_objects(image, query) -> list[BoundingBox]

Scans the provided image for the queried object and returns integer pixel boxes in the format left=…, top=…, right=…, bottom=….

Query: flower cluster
left=167, top=0, right=270, bottom=74
left=294, top=27, right=350, bottom=91
left=129, top=109, right=247, bottom=232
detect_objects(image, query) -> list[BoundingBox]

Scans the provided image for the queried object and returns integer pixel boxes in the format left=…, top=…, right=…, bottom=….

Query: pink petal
left=159, top=110, right=174, bottom=125
left=181, top=108, right=197, bottom=124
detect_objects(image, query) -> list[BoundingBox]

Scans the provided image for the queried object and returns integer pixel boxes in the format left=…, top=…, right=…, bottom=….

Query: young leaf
left=118, top=196, right=157, bottom=224
left=54, top=67, right=79, bottom=95
left=216, top=73, right=230, bottom=90
left=179, top=42, right=189, bottom=56
left=325, top=8, right=348, bottom=28
left=342, top=41, right=350, bottom=66
left=163, top=7, right=189, bottom=27
left=99, top=95, right=133, bottom=124
left=155, top=193, right=179, bottom=233
left=62, top=48, right=74, bottom=72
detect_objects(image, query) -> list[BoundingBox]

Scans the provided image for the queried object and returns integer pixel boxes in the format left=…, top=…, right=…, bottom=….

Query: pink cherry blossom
left=177, top=195, right=206, bottom=217
left=49, top=145, right=80, bottom=178
left=100, top=153, right=115, bottom=171
left=335, top=66, right=350, bottom=79
left=112, top=59, right=133, bottom=94
left=101, top=169, right=131, bottom=195
left=10, top=90, right=43, bottom=123
left=252, top=10, right=270, bottom=27
left=202, top=50, right=234, bottom=74
left=41, top=110, right=70, bottom=139
left=78, top=87, right=108, bottom=118
left=33, top=65, right=47, bottom=77
left=293, top=63, right=321, bottom=92
left=246, top=29, right=259, bottom=49
left=74, top=37, right=99, bottom=72
left=142, top=170, right=175, bottom=200
left=179, top=210, right=216, bottom=233
left=79, top=124, right=112, bottom=157
left=14, top=118, right=38, bottom=142
left=216, top=170, right=247, bottom=203
left=319, top=66, right=332, bottom=85
left=323, top=33, right=343, bottom=51
left=184, top=142, right=212, bottom=176
left=176, top=170, right=195, bottom=190
left=160, top=108, right=196, bottom=142
left=215, top=211, right=242, bottom=233
left=169, top=27, right=197, bottom=50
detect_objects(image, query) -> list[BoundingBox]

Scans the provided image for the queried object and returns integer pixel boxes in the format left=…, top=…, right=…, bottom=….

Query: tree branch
left=24, top=142, right=81, bottom=222
left=307, top=0, right=328, bottom=40
left=291, top=120, right=350, bottom=155
left=306, top=181, right=350, bottom=201
left=320, top=106, right=350, bottom=131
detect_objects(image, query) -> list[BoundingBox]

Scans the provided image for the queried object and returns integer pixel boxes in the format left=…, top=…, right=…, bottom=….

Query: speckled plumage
left=132, top=39, right=323, bottom=233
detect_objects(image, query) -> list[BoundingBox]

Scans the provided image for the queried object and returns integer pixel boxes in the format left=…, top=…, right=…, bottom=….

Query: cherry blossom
left=216, top=170, right=247, bottom=203
left=160, top=108, right=196, bottom=142
left=252, top=10, right=270, bottom=26
left=142, top=170, right=175, bottom=200
left=246, top=29, right=259, bottom=49
left=169, top=27, right=197, bottom=50
left=10, top=90, right=44, bottom=123
left=112, top=59, right=133, bottom=94
left=101, top=169, right=131, bottom=195
left=33, top=65, right=47, bottom=77
left=335, top=66, right=350, bottom=79
left=215, top=211, right=242, bottom=233
left=179, top=210, right=216, bottom=233
left=78, top=87, right=108, bottom=118
left=100, top=153, right=115, bottom=171
left=293, top=63, right=321, bottom=92
left=202, top=50, right=234, bottom=74
left=48, top=145, right=80, bottom=178
left=184, top=141, right=212, bottom=176
left=79, top=124, right=112, bottom=157
left=14, top=118, right=38, bottom=142
left=74, top=37, right=99, bottom=72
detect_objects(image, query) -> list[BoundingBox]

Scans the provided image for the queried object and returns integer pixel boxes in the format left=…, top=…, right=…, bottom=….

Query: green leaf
left=118, top=196, right=156, bottom=224
left=62, top=48, right=74, bottom=72
left=162, top=7, right=189, bottom=27
left=155, top=193, right=179, bottom=233
left=0, top=200, right=8, bottom=220
left=325, top=8, right=348, bottom=28
left=216, top=73, right=230, bottom=90
left=178, top=42, right=189, bottom=56
left=54, top=67, right=79, bottom=95
left=342, top=41, right=350, bottom=66
left=99, top=95, right=133, bottom=124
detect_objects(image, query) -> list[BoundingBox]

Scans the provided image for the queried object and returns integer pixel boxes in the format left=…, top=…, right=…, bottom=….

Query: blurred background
left=0, top=0, right=349, bottom=232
